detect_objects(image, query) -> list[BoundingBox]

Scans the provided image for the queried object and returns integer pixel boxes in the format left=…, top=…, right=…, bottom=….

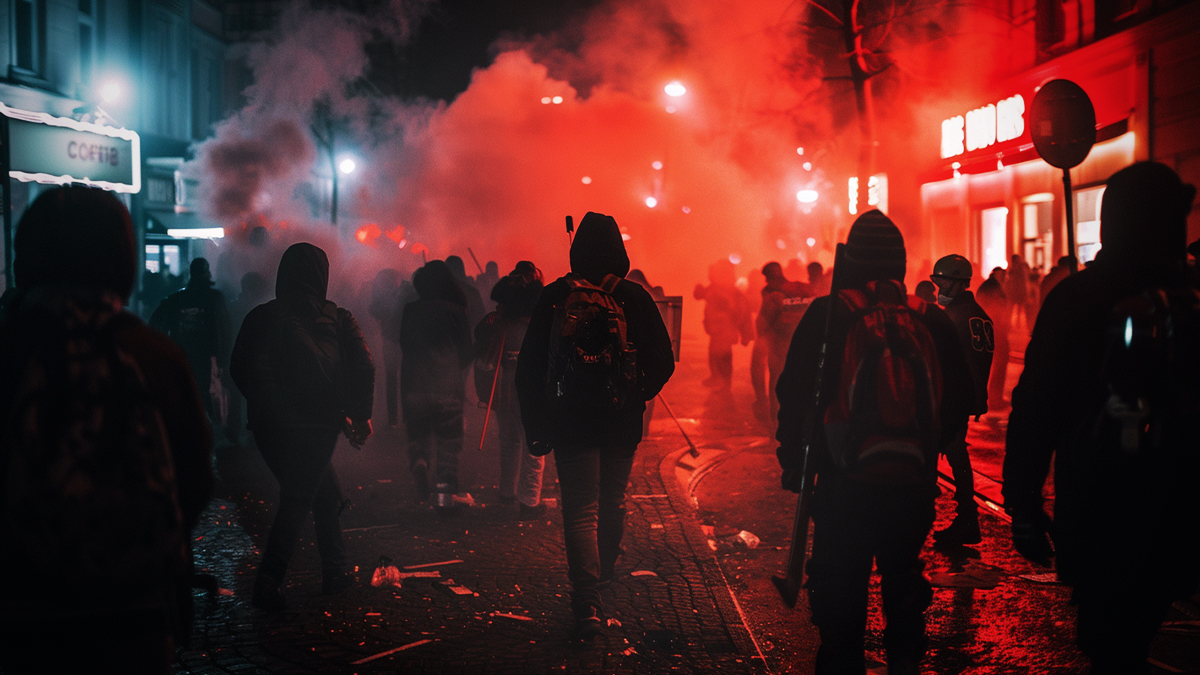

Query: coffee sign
left=1, top=103, right=140, bottom=193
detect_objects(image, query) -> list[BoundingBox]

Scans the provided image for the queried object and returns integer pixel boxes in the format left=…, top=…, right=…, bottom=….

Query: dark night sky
left=378, top=0, right=606, bottom=101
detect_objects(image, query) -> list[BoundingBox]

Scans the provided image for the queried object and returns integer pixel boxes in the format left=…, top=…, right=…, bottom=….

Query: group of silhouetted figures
left=0, top=162, right=1197, bottom=674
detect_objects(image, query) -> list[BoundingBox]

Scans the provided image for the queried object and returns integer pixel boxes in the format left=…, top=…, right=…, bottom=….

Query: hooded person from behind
left=774, top=209, right=971, bottom=674
left=399, top=259, right=474, bottom=510
left=1004, top=162, right=1200, bottom=672
left=230, top=242, right=375, bottom=612
left=515, top=211, right=674, bottom=640
left=0, top=186, right=213, bottom=673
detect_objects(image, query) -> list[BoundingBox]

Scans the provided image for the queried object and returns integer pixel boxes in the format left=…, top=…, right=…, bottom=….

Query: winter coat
left=515, top=213, right=675, bottom=451
left=149, top=282, right=232, bottom=380
left=230, top=243, right=375, bottom=431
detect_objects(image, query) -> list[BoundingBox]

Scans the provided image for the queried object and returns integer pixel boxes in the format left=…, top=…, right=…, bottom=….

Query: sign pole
left=1063, top=169, right=1077, bottom=273
left=1, top=115, right=11, bottom=291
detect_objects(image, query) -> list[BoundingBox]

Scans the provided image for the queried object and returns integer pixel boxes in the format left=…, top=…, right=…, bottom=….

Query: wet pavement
left=176, top=326, right=1200, bottom=673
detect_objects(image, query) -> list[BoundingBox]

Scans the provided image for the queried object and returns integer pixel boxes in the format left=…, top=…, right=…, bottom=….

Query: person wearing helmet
left=929, top=254, right=994, bottom=545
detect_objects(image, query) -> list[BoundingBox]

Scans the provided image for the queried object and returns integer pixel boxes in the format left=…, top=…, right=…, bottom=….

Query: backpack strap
left=838, top=288, right=869, bottom=313
left=600, top=274, right=622, bottom=294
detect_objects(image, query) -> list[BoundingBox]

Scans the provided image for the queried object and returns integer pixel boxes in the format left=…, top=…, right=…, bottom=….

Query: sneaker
left=252, top=575, right=287, bottom=612
left=322, top=570, right=354, bottom=595
left=518, top=502, right=548, bottom=521
left=572, top=606, right=604, bottom=641
left=934, top=512, right=982, bottom=546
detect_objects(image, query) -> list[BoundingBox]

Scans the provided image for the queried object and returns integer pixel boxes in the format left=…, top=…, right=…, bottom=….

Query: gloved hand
left=343, top=417, right=372, bottom=449
left=529, top=440, right=554, bottom=457
left=777, top=446, right=803, bottom=493
left=1011, top=509, right=1055, bottom=564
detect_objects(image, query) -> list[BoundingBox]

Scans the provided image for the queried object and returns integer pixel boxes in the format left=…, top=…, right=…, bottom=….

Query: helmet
left=932, top=254, right=972, bottom=281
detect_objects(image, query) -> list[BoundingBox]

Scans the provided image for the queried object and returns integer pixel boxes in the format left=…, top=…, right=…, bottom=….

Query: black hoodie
left=231, top=243, right=375, bottom=429
left=515, top=212, right=674, bottom=450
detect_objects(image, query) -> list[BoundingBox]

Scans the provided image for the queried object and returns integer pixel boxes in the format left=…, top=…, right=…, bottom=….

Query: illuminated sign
left=0, top=102, right=140, bottom=193
left=848, top=174, right=887, bottom=215
left=940, top=94, right=1025, bottom=159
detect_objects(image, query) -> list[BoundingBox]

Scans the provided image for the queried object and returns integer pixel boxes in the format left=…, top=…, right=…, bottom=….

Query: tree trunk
left=842, top=0, right=876, bottom=216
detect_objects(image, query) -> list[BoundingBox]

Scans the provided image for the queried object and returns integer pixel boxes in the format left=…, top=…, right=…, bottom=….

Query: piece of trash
left=371, top=556, right=403, bottom=588
left=631, top=570, right=658, bottom=577
left=732, top=530, right=760, bottom=548
left=650, top=524, right=664, bottom=530
left=708, top=540, right=719, bottom=551
left=439, top=579, right=474, bottom=595
left=365, top=612, right=381, bottom=617
left=396, top=571, right=440, bottom=579
left=700, top=524, right=715, bottom=537
left=350, top=639, right=434, bottom=665
left=491, top=612, right=534, bottom=621
left=217, top=588, right=234, bottom=596
left=404, top=559, right=463, bottom=570
left=607, top=618, right=622, bottom=627
left=453, top=493, right=475, bottom=507
left=623, top=647, right=637, bottom=656
left=1017, top=573, right=1061, bottom=584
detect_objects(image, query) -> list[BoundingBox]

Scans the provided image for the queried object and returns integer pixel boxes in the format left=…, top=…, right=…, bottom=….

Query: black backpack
left=3, top=291, right=186, bottom=614
left=1082, top=280, right=1200, bottom=459
left=545, top=274, right=638, bottom=414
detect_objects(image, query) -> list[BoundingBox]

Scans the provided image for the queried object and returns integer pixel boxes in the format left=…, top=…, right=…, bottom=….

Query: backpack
left=3, top=291, right=186, bottom=614
left=823, top=280, right=943, bottom=483
left=545, top=274, right=638, bottom=414
left=1082, top=280, right=1200, bottom=460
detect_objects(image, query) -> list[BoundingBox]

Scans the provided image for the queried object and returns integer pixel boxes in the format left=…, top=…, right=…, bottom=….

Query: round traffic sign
left=1030, top=79, right=1097, bottom=170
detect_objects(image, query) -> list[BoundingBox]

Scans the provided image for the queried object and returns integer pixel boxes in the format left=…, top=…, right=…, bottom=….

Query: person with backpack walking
left=230, top=242, right=375, bottom=611
left=400, top=260, right=474, bottom=511
left=0, top=186, right=214, bottom=673
left=1003, top=162, right=1200, bottom=673
left=150, top=257, right=233, bottom=422
left=775, top=210, right=971, bottom=674
left=516, top=211, right=675, bottom=640
left=928, top=254, right=994, bottom=546
left=476, top=261, right=546, bottom=519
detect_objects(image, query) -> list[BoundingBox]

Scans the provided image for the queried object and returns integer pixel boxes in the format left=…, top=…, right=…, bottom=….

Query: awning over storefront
left=147, top=209, right=224, bottom=239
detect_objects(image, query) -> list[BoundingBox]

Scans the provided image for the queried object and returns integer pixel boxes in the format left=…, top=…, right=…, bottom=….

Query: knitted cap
left=841, top=209, right=906, bottom=287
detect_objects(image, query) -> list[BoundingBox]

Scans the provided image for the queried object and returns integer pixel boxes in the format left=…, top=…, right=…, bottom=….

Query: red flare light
left=355, top=223, right=382, bottom=246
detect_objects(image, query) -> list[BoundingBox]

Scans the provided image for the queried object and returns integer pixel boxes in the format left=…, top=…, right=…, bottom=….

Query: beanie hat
left=841, top=209, right=906, bottom=288
left=1100, top=161, right=1195, bottom=265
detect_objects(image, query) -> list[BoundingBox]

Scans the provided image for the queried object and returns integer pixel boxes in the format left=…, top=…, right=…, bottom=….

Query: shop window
left=145, top=244, right=161, bottom=273
left=13, top=0, right=44, bottom=74
left=162, top=245, right=181, bottom=276
left=1075, top=186, right=1105, bottom=264
left=1022, top=196, right=1054, bottom=273
left=980, top=206, right=1009, bottom=276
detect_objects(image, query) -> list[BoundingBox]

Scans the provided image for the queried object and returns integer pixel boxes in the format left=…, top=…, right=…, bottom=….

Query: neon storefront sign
left=940, top=95, right=1025, bottom=159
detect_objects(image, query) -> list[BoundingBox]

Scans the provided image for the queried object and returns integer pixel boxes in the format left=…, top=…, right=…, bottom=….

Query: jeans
left=554, top=445, right=637, bottom=615
left=806, top=476, right=936, bottom=674
left=942, top=421, right=975, bottom=514
left=254, top=426, right=346, bottom=581
left=406, top=398, right=464, bottom=492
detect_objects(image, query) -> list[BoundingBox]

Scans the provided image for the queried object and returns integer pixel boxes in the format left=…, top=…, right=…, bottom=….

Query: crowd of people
left=0, top=161, right=1196, bottom=674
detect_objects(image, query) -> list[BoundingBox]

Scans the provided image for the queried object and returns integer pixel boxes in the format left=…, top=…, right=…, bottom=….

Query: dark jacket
left=1002, top=260, right=1200, bottom=590
left=941, top=290, right=994, bottom=417
left=400, top=261, right=473, bottom=408
left=775, top=287, right=972, bottom=480
left=230, top=243, right=375, bottom=430
left=515, top=212, right=675, bottom=450
left=149, top=282, right=232, bottom=377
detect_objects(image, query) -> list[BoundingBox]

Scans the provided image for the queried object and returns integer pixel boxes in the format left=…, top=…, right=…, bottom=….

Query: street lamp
left=664, top=81, right=686, bottom=97
left=338, top=157, right=357, bottom=175
left=99, top=80, right=122, bottom=104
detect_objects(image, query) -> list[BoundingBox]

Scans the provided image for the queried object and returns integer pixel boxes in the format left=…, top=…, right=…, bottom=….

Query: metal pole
left=1063, top=169, right=1077, bottom=273
left=330, top=145, right=339, bottom=227
left=1, top=116, right=10, bottom=291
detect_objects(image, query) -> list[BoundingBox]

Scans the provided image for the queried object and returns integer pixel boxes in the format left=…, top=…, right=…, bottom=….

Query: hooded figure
left=149, top=256, right=233, bottom=418
left=693, top=258, right=753, bottom=390
left=399, top=259, right=474, bottom=510
left=774, top=210, right=971, bottom=674
left=0, top=186, right=213, bottom=673
left=1004, top=162, right=1200, bottom=672
left=516, top=211, right=674, bottom=640
left=230, top=242, right=375, bottom=611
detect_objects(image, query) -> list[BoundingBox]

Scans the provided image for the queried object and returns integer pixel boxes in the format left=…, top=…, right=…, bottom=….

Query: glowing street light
left=338, top=157, right=357, bottom=175
left=796, top=189, right=819, bottom=204
left=645, top=196, right=658, bottom=208
left=664, top=81, right=687, bottom=97
left=99, top=80, right=122, bottom=104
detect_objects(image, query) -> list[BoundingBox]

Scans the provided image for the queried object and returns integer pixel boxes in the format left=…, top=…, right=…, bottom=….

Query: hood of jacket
left=570, top=212, right=630, bottom=283
left=276, top=243, right=329, bottom=301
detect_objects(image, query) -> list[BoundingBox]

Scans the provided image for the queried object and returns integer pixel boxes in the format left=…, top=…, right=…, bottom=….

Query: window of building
left=980, top=206, right=1010, bottom=275
left=1022, top=194, right=1055, bottom=273
left=1075, top=185, right=1105, bottom=264
left=13, top=0, right=43, bottom=73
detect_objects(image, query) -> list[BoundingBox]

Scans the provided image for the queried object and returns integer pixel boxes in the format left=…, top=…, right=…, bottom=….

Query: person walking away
left=775, top=210, right=971, bottom=674
left=976, top=272, right=1009, bottom=413
left=446, top=255, right=487, bottom=329
left=1005, top=254, right=1031, bottom=330
left=1038, top=255, right=1074, bottom=308
left=231, top=243, right=375, bottom=611
left=516, top=212, right=675, bottom=640
left=1003, top=162, right=1200, bottom=673
left=369, top=268, right=406, bottom=428
left=226, top=272, right=270, bottom=447
left=928, top=254, right=994, bottom=545
left=0, top=186, right=214, bottom=673
left=150, top=257, right=233, bottom=423
left=478, top=261, right=546, bottom=519
left=758, top=262, right=811, bottom=422
left=693, top=259, right=752, bottom=390
left=400, top=260, right=473, bottom=511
